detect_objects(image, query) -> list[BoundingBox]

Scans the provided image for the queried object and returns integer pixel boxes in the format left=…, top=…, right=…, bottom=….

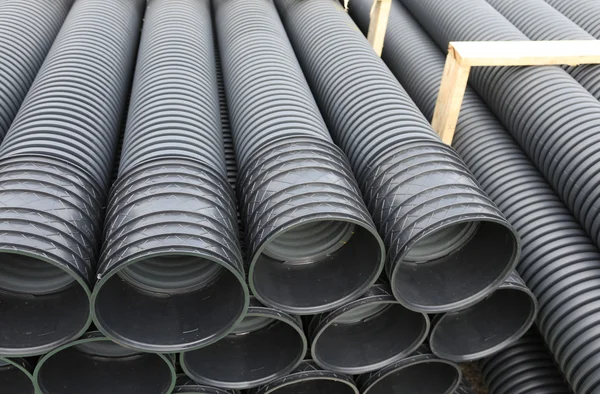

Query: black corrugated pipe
left=275, top=0, right=519, bottom=314
left=213, top=0, right=385, bottom=315
left=308, top=282, right=429, bottom=374
left=0, top=357, right=35, bottom=394
left=93, top=0, right=248, bottom=353
left=173, top=375, right=240, bottom=394
left=356, top=346, right=462, bottom=394
left=33, top=331, right=176, bottom=394
left=0, top=0, right=142, bottom=357
left=485, top=0, right=600, bottom=101
left=180, top=296, right=307, bottom=389
left=399, top=0, right=600, bottom=253
left=544, top=0, right=600, bottom=39
left=248, top=360, right=359, bottom=394
left=480, top=329, right=571, bottom=394
left=0, top=0, right=73, bottom=139
left=347, top=1, right=600, bottom=391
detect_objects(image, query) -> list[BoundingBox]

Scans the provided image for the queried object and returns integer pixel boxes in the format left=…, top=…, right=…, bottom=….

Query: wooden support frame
left=432, top=40, right=600, bottom=145
left=367, top=0, right=392, bottom=56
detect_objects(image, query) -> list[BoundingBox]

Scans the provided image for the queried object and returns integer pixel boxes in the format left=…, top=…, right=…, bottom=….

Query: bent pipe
left=173, top=375, right=239, bottom=394
left=348, top=1, right=600, bottom=391
left=33, top=331, right=176, bottom=394
left=308, top=282, right=429, bottom=374
left=356, top=346, right=462, bottom=394
left=180, top=297, right=307, bottom=390
left=544, top=0, right=600, bottom=39
left=248, top=360, right=359, bottom=394
left=480, top=329, right=571, bottom=394
left=0, top=0, right=73, bottom=139
left=275, top=0, right=519, bottom=314
left=0, top=357, right=35, bottom=394
left=214, top=0, right=385, bottom=314
left=485, top=0, right=600, bottom=101
left=429, top=271, right=537, bottom=362
left=399, top=0, right=600, bottom=254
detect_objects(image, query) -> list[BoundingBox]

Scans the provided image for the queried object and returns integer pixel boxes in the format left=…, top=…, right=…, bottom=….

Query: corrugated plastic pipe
left=180, top=297, right=307, bottom=389
left=348, top=1, right=600, bottom=391
left=173, top=375, right=239, bottom=394
left=0, top=357, right=35, bottom=394
left=249, top=360, right=359, bottom=394
left=481, top=329, right=571, bottom=394
left=544, top=0, right=600, bottom=39
left=0, top=0, right=142, bottom=357
left=356, top=346, right=462, bottom=394
left=399, top=0, right=600, bottom=253
left=485, top=0, right=600, bottom=100
left=93, top=0, right=248, bottom=352
left=0, top=0, right=73, bottom=139
left=308, top=282, right=429, bottom=374
left=33, top=331, right=176, bottom=394
left=276, top=0, right=519, bottom=314
left=213, top=0, right=385, bottom=314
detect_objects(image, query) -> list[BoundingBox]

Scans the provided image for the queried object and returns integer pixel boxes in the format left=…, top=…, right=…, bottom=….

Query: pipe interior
left=182, top=316, right=304, bottom=387
left=94, top=255, right=246, bottom=351
left=314, top=303, right=427, bottom=372
left=253, top=224, right=382, bottom=312
left=267, top=378, right=357, bottom=394
left=0, top=253, right=89, bottom=355
left=430, top=287, right=535, bottom=360
left=37, top=340, right=173, bottom=394
left=0, top=362, right=34, bottom=394
left=393, top=221, right=517, bottom=311
left=364, top=361, right=460, bottom=394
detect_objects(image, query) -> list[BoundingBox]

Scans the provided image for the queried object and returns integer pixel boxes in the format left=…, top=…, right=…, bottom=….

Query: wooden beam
left=367, top=0, right=392, bottom=57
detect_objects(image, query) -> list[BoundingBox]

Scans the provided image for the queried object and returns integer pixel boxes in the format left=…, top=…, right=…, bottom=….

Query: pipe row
left=544, top=0, right=600, bottom=39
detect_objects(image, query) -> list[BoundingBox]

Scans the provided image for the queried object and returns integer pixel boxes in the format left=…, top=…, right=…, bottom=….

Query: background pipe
left=544, top=0, right=600, bottom=39
left=0, top=357, right=35, bottom=394
left=173, top=375, right=239, bottom=394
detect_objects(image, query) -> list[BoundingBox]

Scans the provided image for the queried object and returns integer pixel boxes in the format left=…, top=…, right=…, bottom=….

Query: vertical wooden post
left=431, top=49, right=471, bottom=145
left=367, top=0, right=392, bottom=57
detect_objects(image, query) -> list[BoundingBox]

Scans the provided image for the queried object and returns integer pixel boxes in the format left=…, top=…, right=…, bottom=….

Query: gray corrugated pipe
left=347, top=1, right=600, bottom=391
left=213, top=0, right=385, bottom=314
left=308, top=282, right=429, bottom=374
left=356, top=346, right=462, bottom=394
left=0, top=357, right=35, bottom=394
left=480, top=329, right=571, bottom=394
left=173, top=375, right=240, bottom=394
left=248, top=360, right=359, bottom=394
left=180, top=296, right=307, bottom=389
left=399, top=0, right=600, bottom=253
left=276, top=0, right=519, bottom=314
left=93, top=0, right=249, bottom=353
left=33, top=331, right=176, bottom=394
left=485, top=0, right=600, bottom=101
left=0, top=0, right=73, bottom=139
left=0, top=0, right=142, bottom=357
left=544, top=0, right=600, bottom=39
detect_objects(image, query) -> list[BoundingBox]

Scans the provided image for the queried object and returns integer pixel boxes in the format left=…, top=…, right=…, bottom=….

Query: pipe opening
left=0, top=253, right=90, bottom=356
left=364, top=360, right=460, bottom=394
left=266, top=378, right=358, bottom=394
left=430, top=287, right=536, bottom=361
left=181, top=314, right=305, bottom=389
left=313, top=302, right=428, bottom=374
left=0, top=360, right=34, bottom=394
left=393, top=221, right=517, bottom=312
left=93, top=254, right=247, bottom=352
left=252, top=223, right=383, bottom=314
left=36, top=339, right=173, bottom=394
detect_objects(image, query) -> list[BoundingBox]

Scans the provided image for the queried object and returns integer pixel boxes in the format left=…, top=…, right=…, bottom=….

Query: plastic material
left=275, top=0, right=518, bottom=313
left=214, top=0, right=384, bottom=314
left=173, top=375, right=239, bottom=394
left=544, top=0, right=600, bottom=39
left=33, top=331, right=176, bottom=394
left=0, top=357, right=35, bottom=394
left=180, top=297, right=307, bottom=390
left=309, top=283, right=429, bottom=374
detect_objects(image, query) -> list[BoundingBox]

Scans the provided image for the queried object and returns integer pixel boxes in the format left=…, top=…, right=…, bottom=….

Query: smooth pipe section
left=544, top=0, right=600, bottom=39
left=0, top=357, right=35, bottom=394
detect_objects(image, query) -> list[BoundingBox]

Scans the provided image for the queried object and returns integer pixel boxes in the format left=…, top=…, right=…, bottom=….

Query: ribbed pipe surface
left=481, top=329, right=570, bottom=394
left=400, top=0, right=600, bottom=253
left=351, top=1, right=600, bottom=391
left=276, top=0, right=518, bottom=314
left=0, top=0, right=73, bottom=139
left=214, top=0, right=384, bottom=314
left=485, top=0, right=600, bottom=101
left=544, top=0, right=600, bottom=39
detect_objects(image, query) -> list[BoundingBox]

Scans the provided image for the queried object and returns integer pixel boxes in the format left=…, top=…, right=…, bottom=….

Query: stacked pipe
left=544, top=0, right=600, bottom=39
left=0, top=357, right=35, bottom=394
left=173, top=375, right=239, bottom=394
left=0, top=0, right=142, bottom=357
left=346, top=0, right=600, bottom=391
